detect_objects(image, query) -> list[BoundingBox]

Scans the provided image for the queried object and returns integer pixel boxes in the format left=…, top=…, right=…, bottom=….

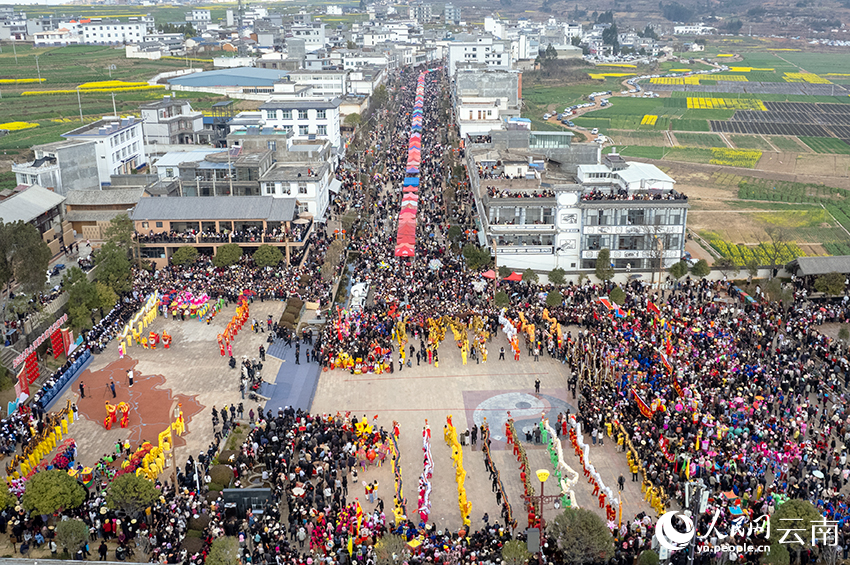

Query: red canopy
left=399, top=209, right=417, bottom=218
left=481, top=270, right=496, bottom=279
left=394, top=245, right=415, bottom=257
left=397, top=223, right=416, bottom=237
left=503, top=271, right=523, bottom=282
left=402, top=185, right=418, bottom=192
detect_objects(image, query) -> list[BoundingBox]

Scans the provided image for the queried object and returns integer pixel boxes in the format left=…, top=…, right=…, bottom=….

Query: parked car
left=591, top=128, right=599, bottom=134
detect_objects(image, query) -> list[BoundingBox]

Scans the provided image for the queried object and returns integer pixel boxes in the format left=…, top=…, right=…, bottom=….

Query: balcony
left=496, top=245, right=554, bottom=255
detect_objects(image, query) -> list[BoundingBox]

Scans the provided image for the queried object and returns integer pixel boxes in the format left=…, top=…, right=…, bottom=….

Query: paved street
left=311, top=329, right=652, bottom=530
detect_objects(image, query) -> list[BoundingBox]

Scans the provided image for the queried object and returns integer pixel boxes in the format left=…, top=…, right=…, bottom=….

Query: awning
left=328, top=178, right=342, bottom=194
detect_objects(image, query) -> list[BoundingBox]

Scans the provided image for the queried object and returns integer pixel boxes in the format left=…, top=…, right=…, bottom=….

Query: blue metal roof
left=168, top=67, right=289, bottom=88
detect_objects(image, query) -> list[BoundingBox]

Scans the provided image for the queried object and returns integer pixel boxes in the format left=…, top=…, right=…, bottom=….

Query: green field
left=670, top=118, right=710, bottom=132
left=730, top=135, right=774, bottom=151
left=0, top=44, right=207, bottom=87
left=674, top=133, right=727, bottom=148
left=799, top=137, right=850, bottom=154
left=602, top=146, right=666, bottom=159
left=769, top=136, right=808, bottom=152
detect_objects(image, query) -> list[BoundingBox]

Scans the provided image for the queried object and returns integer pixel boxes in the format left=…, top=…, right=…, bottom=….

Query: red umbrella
left=503, top=271, right=523, bottom=282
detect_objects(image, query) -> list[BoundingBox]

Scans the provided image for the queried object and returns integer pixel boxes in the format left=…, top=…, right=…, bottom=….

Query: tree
left=0, top=482, right=16, bottom=511
left=321, top=240, right=346, bottom=282
left=64, top=267, right=98, bottom=331
left=814, top=272, right=845, bottom=296
left=839, top=326, right=850, bottom=343
left=21, top=469, right=85, bottom=515
left=374, top=534, right=410, bottom=565
left=609, top=286, right=626, bottom=305
left=0, top=220, right=51, bottom=322
left=171, top=246, right=199, bottom=266
left=549, top=507, right=614, bottom=565
left=595, top=249, right=615, bottom=282
left=206, top=537, right=240, bottom=565
left=669, top=260, right=689, bottom=280
left=462, top=244, right=491, bottom=271
left=546, top=290, right=563, bottom=308
left=447, top=225, right=463, bottom=242
left=549, top=267, right=566, bottom=285
left=96, top=240, right=131, bottom=294
left=56, top=518, right=89, bottom=555
left=103, top=213, right=134, bottom=251
left=638, top=550, right=660, bottom=565
left=371, top=85, right=389, bottom=110
left=746, top=256, right=760, bottom=281
left=253, top=245, right=283, bottom=269
left=762, top=543, right=790, bottom=565
left=498, top=265, right=512, bottom=278
left=713, top=256, right=737, bottom=278
left=343, top=113, right=362, bottom=128
left=502, top=540, right=533, bottom=565
left=495, top=291, right=510, bottom=308
left=95, top=281, right=118, bottom=312
left=106, top=473, right=159, bottom=518
left=346, top=40, right=357, bottom=49
left=763, top=226, right=791, bottom=279
left=522, top=268, right=539, bottom=283
left=213, top=243, right=243, bottom=268
left=691, top=259, right=710, bottom=278
left=601, top=23, right=620, bottom=54
left=771, top=499, right=822, bottom=563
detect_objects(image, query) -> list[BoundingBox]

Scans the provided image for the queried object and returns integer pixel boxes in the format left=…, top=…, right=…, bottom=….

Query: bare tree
left=762, top=226, right=790, bottom=280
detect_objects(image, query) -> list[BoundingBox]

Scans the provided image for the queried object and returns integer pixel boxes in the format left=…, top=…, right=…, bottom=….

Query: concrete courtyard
left=51, top=299, right=649, bottom=531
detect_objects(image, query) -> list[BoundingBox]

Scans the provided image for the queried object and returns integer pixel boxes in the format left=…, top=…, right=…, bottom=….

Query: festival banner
left=630, top=388, right=654, bottom=418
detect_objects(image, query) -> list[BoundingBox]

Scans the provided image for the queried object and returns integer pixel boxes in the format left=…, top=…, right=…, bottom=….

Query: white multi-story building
left=140, top=96, right=205, bottom=146
left=447, top=37, right=512, bottom=76
left=456, top=97, right=509, bottom=137
left=329, top=49, right=390, bottom=69
left=78, top=19, right=146, bottom=45
left=61, top=116, right=147, bottom=185
left=186, top=9, right=211, bottom=30
left=286, top=70, right=348, bottom=98
left=32, top=28, right=79, bottom=47
left=673, top=23, right=716, bottom=35
left=466, top=132, right=688, bottom=274
left=290, top=23, right=327, bottom=50
left=259, top=98, right=342, bottom=150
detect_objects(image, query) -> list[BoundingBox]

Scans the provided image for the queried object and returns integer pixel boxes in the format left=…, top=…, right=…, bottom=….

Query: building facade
left=258, top=98, right=342, bottom=149
left=61, top=117, right=147, bottom=186
left=12, top=139, right=99, bottom=195
left=140, top=96, right=206, bottom=146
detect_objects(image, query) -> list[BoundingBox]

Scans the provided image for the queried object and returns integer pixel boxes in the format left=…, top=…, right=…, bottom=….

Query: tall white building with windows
left=258, top=99, right=342, bottom=149
left=61, top=116, right=147, bottom=186
left=78, top=19, right=146, bottom=45
left=447, top=37, right=512, bottom=76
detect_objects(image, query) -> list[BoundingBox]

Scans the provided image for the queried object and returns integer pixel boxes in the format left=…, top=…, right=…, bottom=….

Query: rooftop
left=788, top=255, right=850, bottom=277
left=260, top=98, right=341, bottom=110
left=168, top=67, right=290, bottom=88
left=130, top=196, right=296, bottom=222
left=65, top=188, right=145, bottom=207
left=0, top=185, right=65, bottom=224
left=140, top=96, right=193, bottom=110
left=63, top=116, right=139, bottom=138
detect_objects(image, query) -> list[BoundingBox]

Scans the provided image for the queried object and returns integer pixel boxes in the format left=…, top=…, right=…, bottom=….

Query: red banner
left=631, top=388, right=654, bottom=419
left=50, top=329, right=64, bottom=359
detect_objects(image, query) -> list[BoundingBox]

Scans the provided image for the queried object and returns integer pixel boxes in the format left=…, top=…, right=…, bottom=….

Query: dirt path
left=628, top=156, right=850, bottom=190
left=718, top=132, right=734, bottom=148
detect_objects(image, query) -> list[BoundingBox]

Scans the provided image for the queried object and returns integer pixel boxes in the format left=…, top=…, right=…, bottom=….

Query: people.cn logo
left=655, top=511, right=696, bottom=551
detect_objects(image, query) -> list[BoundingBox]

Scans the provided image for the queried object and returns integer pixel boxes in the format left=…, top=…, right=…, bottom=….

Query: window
left=298, top=110, right=308, bottom=120
left=155, top=221, right=163, bottom=228
left=317, top=109, right=326, bottom=119
left=165, top=167, right=174, bottom=177
left=141, top=222, right=149, bottom=228
left=281, top=110, right=292, bottom=119
left=298, top=182, right=308, bottom=194
left=265, top=184, right=275, bottom=195
left=299, top=125, right=309, bottom=135
left=317, top=125, right=327, bottom=135
left=282, top=125, right=293, bottom=133
left=265, top=109, right=277, bottom=120
left=267, top=141, right=276, bottom=151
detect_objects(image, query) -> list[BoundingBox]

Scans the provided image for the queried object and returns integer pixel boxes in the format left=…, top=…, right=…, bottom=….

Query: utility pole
left=77, top=88, right=84, bottom=123
left=686, top=481, right=705, bottom=565
left=12, top=38, right=16, bottom=64
left=227, top=150, right=233, bottom=195
left=111, top=92, right=117, bottom=118
left=35, top=55, right=40, bottom=82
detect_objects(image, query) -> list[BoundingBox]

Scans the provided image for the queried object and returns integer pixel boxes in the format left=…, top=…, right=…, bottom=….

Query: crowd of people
left=580, top=188, right=689, bottom=202
left=486, top=186, right=556, bottom=199
left=6, top=59, right=850, bottom=565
